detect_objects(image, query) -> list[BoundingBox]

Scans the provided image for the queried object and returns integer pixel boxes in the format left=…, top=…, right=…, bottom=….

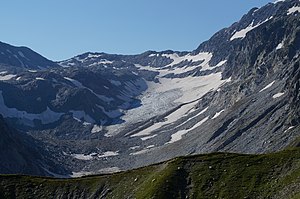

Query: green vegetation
left=0, top=148, right=300, bottom=199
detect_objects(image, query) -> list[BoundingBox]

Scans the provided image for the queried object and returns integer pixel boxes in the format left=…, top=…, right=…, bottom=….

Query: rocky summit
left=0, top=0, right=299, bottom=195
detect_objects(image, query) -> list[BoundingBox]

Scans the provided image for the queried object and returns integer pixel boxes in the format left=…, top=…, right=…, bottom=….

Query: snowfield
left=106, top=51, right=231, bottom=138
left=0, top=91, right=63, bottom=127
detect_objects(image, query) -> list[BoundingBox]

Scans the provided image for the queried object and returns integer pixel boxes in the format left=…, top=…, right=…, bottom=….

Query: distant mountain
left=0, top=41, right=59, bottom=71
left=0, top=0, right=299, bottom=177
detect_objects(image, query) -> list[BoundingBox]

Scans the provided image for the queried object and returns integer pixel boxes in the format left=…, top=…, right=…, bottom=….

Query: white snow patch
left=260, top=81, right=275, bottom=92
left=141, top=134, right=157, bottom=141
left=74, top=54, right=104, bottom=64
left=215, top=60, right=227, bottom=67
left=181, top=107, right=209, bottom=125
left=230, top=18, right=272, bottom=41
left=91, top=124, right=102, bottom=133
left=156, top=72, right=230, bottom=103
left=0, top=74, right=16, bottom=81
left=67, top=63, right=75, bottom=66
left=276, top=41, right=284, bottom=50
left=273, top=0, right=286, bottom=3
left=0, top=91, right=63, bottom=126
left=284, top=126, right=295, bottom=133
left=149, top=54, right=159, bottom=57
left=16, top=76, right=22, bottom=81
left=166, top=116, right=209, bottom=144
left=83, top=121, right=91, bottom=126
left=71, top=153, right=94, bottom=161
left=146, top=145, right=155, bottom=149
left=0, top=71, right=7, bottom=75
left=137, top=52, right=216, bottom=76
left=272, top=92, right=285, bottom=98
left=187, top=116, right=209, bottom=130
left=129, top=146, right=140, bottom=150
left=131, top=101, right=198, bottom=137
left=231, top=24, right=257, bottom=40
left=98, top=151, right=119, bottom=158
left=163, top=52, right=212, bottom=68
left=129, top=145, right=157, bottom=156
left=35, top=77, right=45, bottom=81
left=198, top=107, right=209, bottom=115
left=88, top=59, right=113, bottom=67
left=28, top=70, right=37, bottom=73
left=212, top=109, right=225, bottom=119
left=288, top=6, right=300, bottom=15
left=87, top=53, right=102, bottom=59
left=143, top=53, right=225, bottom=74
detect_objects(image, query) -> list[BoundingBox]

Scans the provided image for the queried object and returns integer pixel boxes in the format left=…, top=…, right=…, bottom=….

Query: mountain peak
left=0, top=41, right=60, bottom=71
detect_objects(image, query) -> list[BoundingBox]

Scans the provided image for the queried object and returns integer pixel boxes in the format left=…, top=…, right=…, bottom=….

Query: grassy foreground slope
left=0, top=148, right=300, bottom=199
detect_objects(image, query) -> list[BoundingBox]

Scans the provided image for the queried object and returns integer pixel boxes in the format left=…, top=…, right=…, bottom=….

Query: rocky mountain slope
left=0, top=147, right=299, bottom=199
left=0, top=0, right=299, bottom=176
left=0, top=115, right=68, bottom=176
left=0, top=41, right=59, bottom=71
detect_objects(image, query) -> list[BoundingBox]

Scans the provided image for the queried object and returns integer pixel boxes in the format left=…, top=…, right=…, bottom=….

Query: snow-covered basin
left=106, top=72, right=230, bottom=137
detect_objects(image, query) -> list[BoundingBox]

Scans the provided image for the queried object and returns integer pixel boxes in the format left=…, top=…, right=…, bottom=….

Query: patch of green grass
left=0, top=149, right=300, bottom=199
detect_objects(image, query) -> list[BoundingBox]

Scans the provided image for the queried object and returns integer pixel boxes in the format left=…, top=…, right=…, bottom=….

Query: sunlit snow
left=287, top=6, right=300, bottom=15
left=166, top=116, right=209, bottom=144
left=230, top=17, right=273, bottom=41
left=212, top=110, right=225, bottom=119
left=0, top=74, right=16, bottom=81
left=35, top=77, right=45, bottom=81
left=107, top=72, right=230, bottom=137
left=272, top=92, right=285, bottom=98
left=91, top=124, right=102, bottom=133
left=141, top=134, right=157, bottom=141
left=98, top=151, right=119, bottom=158
left=276, top=41, right=284, bottom=50
left=259, top=81, right=275, bottom=92
left=71, top=153, right=94, bottom=161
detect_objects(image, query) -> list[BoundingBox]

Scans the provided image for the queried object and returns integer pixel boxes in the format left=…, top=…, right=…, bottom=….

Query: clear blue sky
left=0, top=0, right=272, bottom=61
